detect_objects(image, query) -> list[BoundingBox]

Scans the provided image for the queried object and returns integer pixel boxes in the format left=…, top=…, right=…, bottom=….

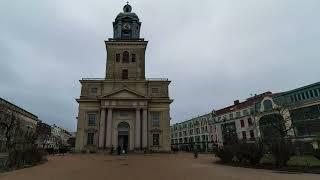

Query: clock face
left=123, top=23, right=131, bottom=30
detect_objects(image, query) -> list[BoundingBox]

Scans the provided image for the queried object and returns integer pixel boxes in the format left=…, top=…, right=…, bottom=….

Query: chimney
left=234, top=100, right=240, bottom=105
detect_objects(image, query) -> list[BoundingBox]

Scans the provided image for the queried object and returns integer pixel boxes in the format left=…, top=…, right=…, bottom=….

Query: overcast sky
left=1, top=0, right=319, bottom=131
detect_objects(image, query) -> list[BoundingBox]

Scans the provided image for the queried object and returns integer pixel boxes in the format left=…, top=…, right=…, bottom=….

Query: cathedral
left=75, top=4, right=173, bottom=152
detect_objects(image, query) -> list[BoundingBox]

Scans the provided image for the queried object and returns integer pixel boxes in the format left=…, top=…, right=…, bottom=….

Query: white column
left=135, top=108, right=141, bottom=149
left=105, top=108, right=113, bottom=148
left=142, top=108, right=148, bottom=148
left=98, top=108, right=106, bottom=148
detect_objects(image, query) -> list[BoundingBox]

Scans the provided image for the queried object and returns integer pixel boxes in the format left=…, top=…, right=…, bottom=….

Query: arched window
left=122, top=51, right=129, bottom=63
left=263, top=100, right=273, bottom=111
left=117, top=122, right=129, bottom=131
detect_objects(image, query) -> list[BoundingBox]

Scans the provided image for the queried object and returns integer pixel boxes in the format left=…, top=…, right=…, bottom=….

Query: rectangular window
left=301, top=92, right=306, bottom=100
left=189, top=129, right=193, bottom=135
left=201, top=127, right=204, bottom=133
left=314, top=89, right=319, bottom=97
left=306, top=91, right=310, bottom=99
left=179, top=132, right=182, bottom=137
left=153, top=134, right=159, bottom=146
left=151, top=112, right=160, bottom=127
left=250, top=130, right=254, bottom=139
left=248, top=118, right=253, bottom=126
left=87, top=133, right=94, bottom=145
left=189, top=137, right=194, bottom=142
left=151, top=87, right=159, bottom=93
left=236, top=111, right=241, bottom=117
left=250, top=108, right=255, bottom=114
left=297, top=93, right=301, bottom=100
left=290, top=95, right=294, bottom=102
left=88, top=114, right=96, bottom=126
left=132, top=54, right=136, bottom=62
left=242, top=131, right=246, bottom=140
left=91, top=87, right=98, bottom=93
left=309, top=90, right=314, bottom=98
left=183, top=131, right=187, bottom=136
left=119, top=111, right=128, bottom=117
left=122, top=69, right=128, bottom=79
left=196, top=128, right=200, bottom=134
left=240, top=119, right=245, bottom=127
left=116, top=54, right=120, bottom=62
left=229, top=113, right=233, bottom=119
left=184, top=138, right=188, bottom=143
left=196, top=136, right=200, bottom=142
left=294, top=94, right=298, bottom=101
left=243, top=109, right=248, bottom=116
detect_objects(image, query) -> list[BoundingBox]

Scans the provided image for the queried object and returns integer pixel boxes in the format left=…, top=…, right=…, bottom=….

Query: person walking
left=117, top=145, right=121, bottom=155
left=193, top=147, right=198, bottom=159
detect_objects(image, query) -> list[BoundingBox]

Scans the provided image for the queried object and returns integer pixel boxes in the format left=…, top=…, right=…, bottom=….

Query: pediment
left=102, top=88, right=146, bottom=99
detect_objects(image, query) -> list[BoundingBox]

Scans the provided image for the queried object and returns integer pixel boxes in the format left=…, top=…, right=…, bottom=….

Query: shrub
left=6, top=148, right=47, bottom=169
left=230, top=142, right=264, bottom=165
left=270, top=139, right=294, bottom=167
left=313, top=149, right=320, bottom=160
left=214, top=146, right=233, bottom=163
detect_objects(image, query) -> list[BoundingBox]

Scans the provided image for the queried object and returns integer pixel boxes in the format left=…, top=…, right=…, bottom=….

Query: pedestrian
left=110, top=145, right=114, bottom=155
left=193, top=147, right=198, bottom=159
left=117, top=145, right=121, bottom=155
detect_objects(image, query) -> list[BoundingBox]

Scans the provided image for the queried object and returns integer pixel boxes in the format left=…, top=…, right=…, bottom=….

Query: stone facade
left=75, top=4, right=173, bottom=153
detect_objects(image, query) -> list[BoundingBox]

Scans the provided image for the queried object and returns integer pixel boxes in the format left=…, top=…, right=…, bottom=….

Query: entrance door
left=117, top=122, right=130, bottom=153
left=118, top=134, right=128, bottom=153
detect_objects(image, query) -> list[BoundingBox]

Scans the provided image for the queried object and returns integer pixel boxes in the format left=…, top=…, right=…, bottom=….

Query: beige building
left=75, top=4, right=173, bottom=153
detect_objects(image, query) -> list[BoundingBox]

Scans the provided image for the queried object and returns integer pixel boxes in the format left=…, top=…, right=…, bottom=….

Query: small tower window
left=123, top=51, right=129, bottom=63
left=122, top=69, right=128, bottom=79
left=132, top=54, right=136, bottom=62
left=116, top=54, right=120, bottom=62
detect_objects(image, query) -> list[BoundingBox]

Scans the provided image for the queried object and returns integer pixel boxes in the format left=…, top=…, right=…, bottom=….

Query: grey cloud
left=1, top=0, right=319, bottom=129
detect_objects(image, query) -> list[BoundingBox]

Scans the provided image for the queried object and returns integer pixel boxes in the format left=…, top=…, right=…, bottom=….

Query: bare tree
left=0, top=105, right=22, bottom=151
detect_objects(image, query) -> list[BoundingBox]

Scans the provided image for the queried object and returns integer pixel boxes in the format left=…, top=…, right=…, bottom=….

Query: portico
left=98, top=96, right=149, bottom=151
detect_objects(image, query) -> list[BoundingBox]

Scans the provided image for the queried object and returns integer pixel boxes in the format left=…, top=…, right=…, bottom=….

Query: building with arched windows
left=171, top=82, right=320, bottom=151
left=75, top=4, right=173, bottom=153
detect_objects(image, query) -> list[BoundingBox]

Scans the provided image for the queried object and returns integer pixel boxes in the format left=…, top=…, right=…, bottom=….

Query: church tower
left=105, top=3, right=147, bottom=80
left=75, top=4, right=173, bottom=153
